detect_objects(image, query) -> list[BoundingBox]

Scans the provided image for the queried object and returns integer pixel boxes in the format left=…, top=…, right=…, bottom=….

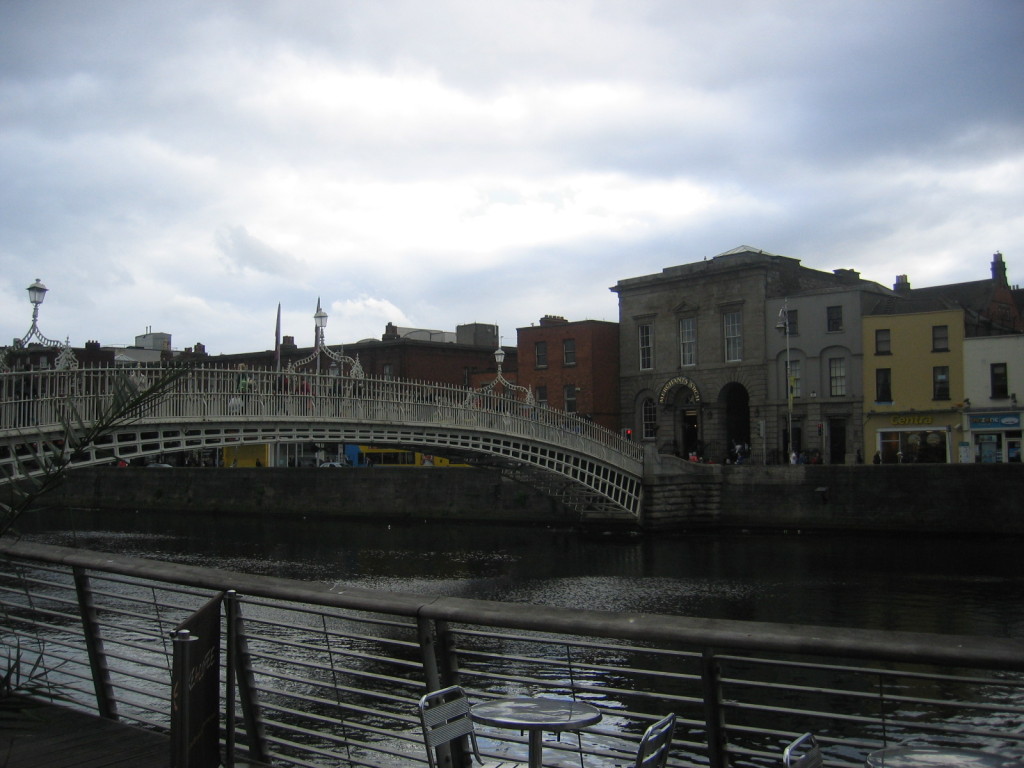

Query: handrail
left=2, top=538, right=1023, bottom=768
left=8, top=539, right=1023, bottom=669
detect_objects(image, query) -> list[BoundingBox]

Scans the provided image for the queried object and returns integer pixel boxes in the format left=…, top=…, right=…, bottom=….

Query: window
left=783, top=309, right=798, bottom=335
left=991, top=363, right=1009, bottom=398
left=563, top=339, right=576, bottom=366
left=382, top=363, right=394, bottom=379
left=932, top=325, right=949, bottom=352
left=564, top=385, right=578, bottom=413
left=786, top=359, right=802, bottom=399
left=829, top=358, right=847, bottom=397
left=875, top=329, right=891, bottom=355
left=679, top=317, right=696, bottom=366
left=876, top=368, right=892, bottom=402
left=534, top=341, right=548, bottom=368
left=638, top=324, right=653, bottom=370
left=641, top=398, right=657, bottom=439
left=536, top=386, right=548, bottom=408
left=827, top=306, right=843, bottom=332
left=724, top=311, right=742, bottom=361
left=933, top=366, right=950, bottom=400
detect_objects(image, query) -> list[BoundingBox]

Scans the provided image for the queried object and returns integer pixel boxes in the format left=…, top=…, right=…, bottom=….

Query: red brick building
left=516, top=316, right=620, bottom=431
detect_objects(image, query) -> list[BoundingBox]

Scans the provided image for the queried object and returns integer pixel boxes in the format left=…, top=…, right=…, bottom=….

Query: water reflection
left=20, top=507, right=1024, bottom=638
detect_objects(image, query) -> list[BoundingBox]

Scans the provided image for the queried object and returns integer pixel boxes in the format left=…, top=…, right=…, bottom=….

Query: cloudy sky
left=2, top=1, right=1022, bottom=355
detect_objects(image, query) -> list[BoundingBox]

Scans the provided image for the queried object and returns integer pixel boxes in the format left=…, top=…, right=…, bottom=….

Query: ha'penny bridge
left=0, top=365, right=645, bottom=519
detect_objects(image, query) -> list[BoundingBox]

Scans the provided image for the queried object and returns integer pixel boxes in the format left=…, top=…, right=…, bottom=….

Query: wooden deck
left=0, top=695, right=169, bottom=768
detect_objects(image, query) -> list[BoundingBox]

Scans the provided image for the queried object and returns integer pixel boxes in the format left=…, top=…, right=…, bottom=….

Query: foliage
left=0, top=365, right=190, bottom=537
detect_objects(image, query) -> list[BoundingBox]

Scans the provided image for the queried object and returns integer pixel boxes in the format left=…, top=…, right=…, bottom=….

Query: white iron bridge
left=0, top=366, right=644, bottom=518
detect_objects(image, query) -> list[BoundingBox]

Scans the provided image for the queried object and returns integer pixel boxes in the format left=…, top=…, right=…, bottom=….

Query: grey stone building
left=611, top=246, right=893, bottom=464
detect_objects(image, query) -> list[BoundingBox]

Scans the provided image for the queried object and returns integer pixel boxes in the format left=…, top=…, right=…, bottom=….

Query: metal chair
left=783, top=733, right=823, bottom=768
left=633, top=713, right=677, bottom=768
left=418, top=685, right=513, bottom=768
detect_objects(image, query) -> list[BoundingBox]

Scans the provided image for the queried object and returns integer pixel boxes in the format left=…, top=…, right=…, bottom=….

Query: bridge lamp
left=28, top=278, right=48, bottom=308
left=494, top=347, right=506, bottom=369
left=313, top=299, right=328, bottom=375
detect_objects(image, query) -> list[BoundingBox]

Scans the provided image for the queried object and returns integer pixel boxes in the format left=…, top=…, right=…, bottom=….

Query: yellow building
left=862, top=306, right=965, bottom=463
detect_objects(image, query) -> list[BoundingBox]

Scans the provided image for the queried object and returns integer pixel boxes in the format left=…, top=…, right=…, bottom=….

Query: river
left=20, top=507, right=1024, bottom=639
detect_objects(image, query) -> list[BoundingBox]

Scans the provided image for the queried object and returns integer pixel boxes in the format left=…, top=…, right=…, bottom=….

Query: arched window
left=642, top=398, right=658, bottom=439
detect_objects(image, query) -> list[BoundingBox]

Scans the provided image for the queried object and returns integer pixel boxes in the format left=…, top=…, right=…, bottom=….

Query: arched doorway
left=657, top=376, right=705, bottom=459
left=720, top=382, right=751, bottom=455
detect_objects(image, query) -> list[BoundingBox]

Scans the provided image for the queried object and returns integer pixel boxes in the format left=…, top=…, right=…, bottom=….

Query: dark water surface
left=21, top=507, right=1024, bottom=638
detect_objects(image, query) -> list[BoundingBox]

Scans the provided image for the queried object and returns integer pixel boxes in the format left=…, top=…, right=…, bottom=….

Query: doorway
left=829, top=419, right=846, bottom=464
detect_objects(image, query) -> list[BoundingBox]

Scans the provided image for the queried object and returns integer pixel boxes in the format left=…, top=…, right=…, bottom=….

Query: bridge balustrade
left=0, top=366, right=644, bottom=515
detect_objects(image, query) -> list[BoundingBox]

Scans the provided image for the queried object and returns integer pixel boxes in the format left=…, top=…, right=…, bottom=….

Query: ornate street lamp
left=0, top=278, right=75, bottom=371
left=467, top=347, right=534, bottom=406
left=776, top=299, right=793, bottom=462
left=289, top=299, right=363, bottom=379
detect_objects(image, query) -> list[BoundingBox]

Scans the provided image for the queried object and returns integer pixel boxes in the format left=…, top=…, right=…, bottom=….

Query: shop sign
left=888, top=414, right=934, bottom=426
left=658, top=376, right=702, bottom=405
left=968, top=413, right=1020, bottom=429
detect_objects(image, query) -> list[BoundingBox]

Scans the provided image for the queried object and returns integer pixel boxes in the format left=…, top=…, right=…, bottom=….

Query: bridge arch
left=0, top=366, right=644, bottom=519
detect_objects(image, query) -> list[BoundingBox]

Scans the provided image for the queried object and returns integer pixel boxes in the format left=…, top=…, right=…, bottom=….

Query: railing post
left=72, top=565, right=118, bottom=719
left=702, top=648, right=729, bottom=768
left=417, top=614, right=442, bottom=694
left=226, top=592, right=270, bottom=766
left=435, top=618, right=462, bottom=688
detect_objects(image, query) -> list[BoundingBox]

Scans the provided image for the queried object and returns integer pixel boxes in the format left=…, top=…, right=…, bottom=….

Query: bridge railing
left=2, top=539, right=1023, bottom=768
left=0, top=365, right=643, bottom=469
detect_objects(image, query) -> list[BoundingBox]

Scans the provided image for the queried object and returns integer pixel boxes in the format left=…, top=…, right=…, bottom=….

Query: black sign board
left=171, top=593, right=224, bottom=768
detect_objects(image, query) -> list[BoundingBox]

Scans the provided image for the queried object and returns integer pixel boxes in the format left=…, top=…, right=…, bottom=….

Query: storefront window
left=878, top=429, right=949, bottom=463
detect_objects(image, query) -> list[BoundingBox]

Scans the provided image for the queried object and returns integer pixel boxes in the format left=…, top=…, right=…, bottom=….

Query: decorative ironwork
left=469, top=347, right=534, bottom=405
left=287, top=298, right=364, bottom=378
left=0, top=279, right=77, bottom=372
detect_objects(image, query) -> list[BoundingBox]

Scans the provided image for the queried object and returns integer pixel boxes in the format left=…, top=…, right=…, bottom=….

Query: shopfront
left=872, top=413, right=956, bottom=464
left=968, top=412, right=1022, bottom=463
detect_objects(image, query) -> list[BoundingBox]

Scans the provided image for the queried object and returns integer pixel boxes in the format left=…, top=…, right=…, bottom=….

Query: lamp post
left=288, top=299, right=364, bottom=379
left=313, top=299, right=328, bottom=377
left=776, top=299, right=793, bottom=463
left=1, top=278, right=74, bottom=372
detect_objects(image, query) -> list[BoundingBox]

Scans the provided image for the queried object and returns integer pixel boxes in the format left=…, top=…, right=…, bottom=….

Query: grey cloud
left=216, top=226, right=302, bottom=276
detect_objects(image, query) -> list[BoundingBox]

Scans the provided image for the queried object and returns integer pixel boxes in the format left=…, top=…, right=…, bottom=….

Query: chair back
left=783, top=733, right=823, bottom=768
left=419, top=686, right=483, bottom=768
left=634, top=713, right=677, bottom=768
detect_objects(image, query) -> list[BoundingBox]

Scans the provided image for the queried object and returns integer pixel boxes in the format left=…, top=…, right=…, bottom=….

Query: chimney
left=894, top=275, right=911, bottom=294
left=539, top=315, right=569, bottom=326
left=382, top=322, right=400, bottom=341
left=992, top=251, right=1008, bottom=286
left=833, top=268, right=861, bottom=284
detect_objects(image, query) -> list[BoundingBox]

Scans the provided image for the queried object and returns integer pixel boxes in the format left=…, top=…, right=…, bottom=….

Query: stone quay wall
left=643, top=461, right=1024, bottom=534
left=36, top=463, right=1024, bottom=534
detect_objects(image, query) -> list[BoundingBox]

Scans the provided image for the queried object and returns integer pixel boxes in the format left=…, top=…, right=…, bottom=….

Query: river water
left=20, top=508, right=1024, bottom=639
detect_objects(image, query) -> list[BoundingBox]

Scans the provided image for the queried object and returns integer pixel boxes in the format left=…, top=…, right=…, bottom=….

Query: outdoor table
left=866, top=746, right=1024, bottom=768
left=470, top=697, right=602, bottom=768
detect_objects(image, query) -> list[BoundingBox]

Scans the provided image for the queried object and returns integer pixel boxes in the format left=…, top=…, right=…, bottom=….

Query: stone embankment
left=41, top=460, right=1024, bottom=534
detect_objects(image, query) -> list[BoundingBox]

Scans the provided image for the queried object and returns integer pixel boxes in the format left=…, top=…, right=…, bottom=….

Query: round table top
left=867, top=746, right=1023, bottom=768
left=470, top=697, right=602, bottom=732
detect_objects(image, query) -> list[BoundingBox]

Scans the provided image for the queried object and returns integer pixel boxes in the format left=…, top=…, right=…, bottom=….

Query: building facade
left=516, top=316, right=620, bottom=432
left=612, top=246, right=891, bottom=464
left=962, top=334, right=1024, bottom=463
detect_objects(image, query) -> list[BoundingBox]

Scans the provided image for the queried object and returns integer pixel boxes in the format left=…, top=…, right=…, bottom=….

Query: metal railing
left=0, top=366, right=644, bottom=516
left=2, top=538, right=1023, bottom=768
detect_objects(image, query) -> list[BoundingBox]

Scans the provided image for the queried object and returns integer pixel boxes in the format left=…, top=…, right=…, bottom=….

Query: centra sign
left=658, top=376, right=702, bottom=405
left=889, top=414, right=934, bottom=426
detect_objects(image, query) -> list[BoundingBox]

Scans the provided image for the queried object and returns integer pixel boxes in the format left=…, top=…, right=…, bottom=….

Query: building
left=862, top=252, right=1023, bottom=463
left=862, top=304, right=965, bottom=463
left=516, top=315, right=620, bottom=432
left=963, top=334, right=1024, bottom=462
left=612, top=246, right=893, bottom=464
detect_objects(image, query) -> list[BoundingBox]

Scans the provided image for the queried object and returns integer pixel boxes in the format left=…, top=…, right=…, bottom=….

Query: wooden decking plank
left=0, top=695, right=170, bottom=768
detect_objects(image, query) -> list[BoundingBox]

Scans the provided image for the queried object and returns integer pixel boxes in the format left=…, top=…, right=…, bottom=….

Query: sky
left=2, top=1, right=1023, bottom=356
